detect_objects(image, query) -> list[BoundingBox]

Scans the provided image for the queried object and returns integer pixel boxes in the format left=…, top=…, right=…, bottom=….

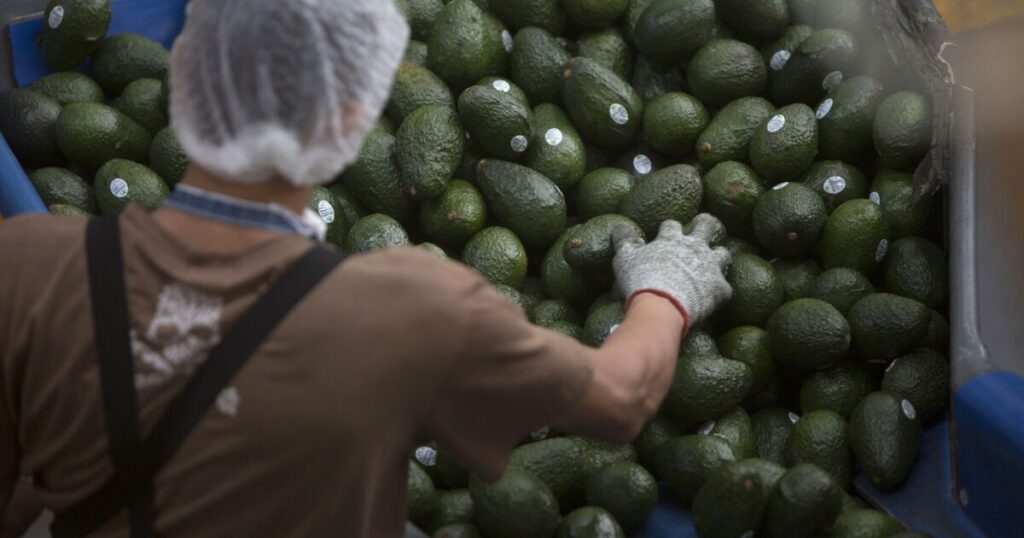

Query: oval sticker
left=876, top=238, right=889, bottom=261
left=901, top=399, right=917, bottom=420
left=110, top=178, right=129, bottom=199
left=767, top=114, right=786, bottom=133
left=545, top=128, right=564, bottom=146
left=823, top=176, right=847, bottom=195
left=609, top=103, right=629, bottom=125
left=511, top=135, right=528, bottom=153
left=770, top=50, right=791, bottom=71
left=633, top=154, right=652, bottom=175
left=414, top=446, right=437, bottom=467
left=502, top=30, right=513, bottom=52
left=816, top=98, right=834, bottom=119
left=697, top=421, right=715, bottom=435
left=492, top=79, right=511, bottom=93
left=788, top=412, right=800, bottom=424
left=823, top=70, right=844, bottom=90
left=48, top=5, right=65, bottom=29
left=317, top=200, right=335, bottom=224
left=773, top=182, right=790, bottom=191
left=869, top=191, right=881, bottom=205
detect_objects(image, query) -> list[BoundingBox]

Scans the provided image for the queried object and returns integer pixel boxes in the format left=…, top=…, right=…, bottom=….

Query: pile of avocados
left=0, top=1, right=950, bottom=537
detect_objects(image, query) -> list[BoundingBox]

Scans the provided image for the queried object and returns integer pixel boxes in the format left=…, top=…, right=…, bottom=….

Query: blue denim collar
left=161, top=184, right=324, bottom=241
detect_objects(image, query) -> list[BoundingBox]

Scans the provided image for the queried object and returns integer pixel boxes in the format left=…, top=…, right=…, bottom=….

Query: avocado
left=719, top=254, right=785, bottom=328
left=509, top=437, right=585, bottom=504
left=848, top=293, right=930, bottom=363
left=29, top=167, right=96, bottom=213
left=767, top=298, right=851, bottom=371
left=582, top=302, right=625, bottom=347
left=817, top=76, right=886, bottom=164
left=621, top=0, right=654, bottom=44
left=509, top=27, right=572, bottom=105
left=462, top=226, right=528, bottom=287
left=874, top=92, right=932, bottom=170
left=664, top=355, right=753, bottom=423
left=386, top=61, right=455, bottom=125
left=771, top=29, right=858, bottom=106
left=532, top=299, right=582, bottom=326
left=810, top=268, right=874, bottom=315
left=343, top=214, right=410, bottom=253
left=584, top=461, right=658, bottom=532
left=688, top=39, right=768, bottom=109
left=642, top=92, right=709, bottom=159
left=407, top=461, right=437, bottom=528
left=715, top=0, right=789, bottom=41
left=563, top=57, right=643, bottom=151
left=577, top=28, right=634, bottom=81
left=772, top=257, right=822, bottom=301
left=696, top=97, right=776, bottom=169
left=882, top=349, right=949, bottom=423
left=744, top=375, right=780, bottom=413
left=871, top=171, right=935, bottom=239
left=634, top=415, right=684, bottom=475
left=722, top=236, right=760, bottom=257
left=149, top=127, right=189, bottom=185
left=919, top=309, right=950, bottom=354
left=618, top=164, right=702, bottom=236
left=42, top=0, right=111, bottom=71
left=701, top=407, right=756, bottom=459
left=420, top=180, right=488, bottom=248
left=828, top=509, right=903, bottom=538
left=731, top=458, right=788, bottom=494
left=55, top=102, right=152, bottom=171
left=396, top=0, right=443, bottom=40
left=397, top=104, right=465, bottom=200
left=93, top=159, right=169, bottom=214
left=112, top=78, right=167, bottom=134
left=339, top=128, right=414, bottom=223
left=542, top=225, right=602, bottom=308
left=764, top=464, right=844, bottom=538
left=762, top=24, right=814, bottom=75
left=562, top=0, right=630, bottom=29
left=718, top=326, right=775, bottom=393
left=752, top=182, right=827, bottom=258
left=428, top=489, right=475, bottom=532
left=633, top=0, right=716, bottom=65
left=800, top=360, right=874, bottom=418
left=0, top=89, right=63, bottom=169
left=427, top=0, right=507, bottom=92
left=459, top=81, right=533, bottom=161
left=564, top=214, right=643, bottom=279
left=749, top=103, right=819, bottom=183
left=49, top=203, right=91, bottom=217
left=751, top=407, right=798, bottom=465
left=578, top=438, right=638, bottom=478
left=787, top=409, right=852, bottom=488
left=801, top=161, right=869, bottom=211
left=556, top=507, right=625, bottom=538
left=476, top=159, right=567, bottom=248
left=30, top=72, right=103, bottom=106
left=307, top=187, right=349, bottom=245
left=495, top=284, right=532, bottom=311
left=820, top=199, right=892, bottom=277
left=631, top=55, right=684, bottom=102
left=328, top=185, right=368, bottom=233
left=490, top=0, right=565, bottom=35
left=525, top=104, right=587, bottom=191
left=546, top=320, right=585, bottom=339
left=680, top=328, right=719, bottom=357
left=850, top=391, right=922, bottom=489
left=470, top=468, right=561, bottom=538
left=404, top=40, right=429, bottom=67
left=701, top=162, right=764, bottom=242
left=91, top=33, right=169, bottom=94
left=882, top=237, right=948, bottom=309
left=657, top=434, right=736, bottom=503
left=692, top=461, right=769, bottom=538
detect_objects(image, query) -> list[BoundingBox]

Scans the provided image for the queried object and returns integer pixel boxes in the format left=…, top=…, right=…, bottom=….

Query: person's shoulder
left=0, top=212, right=87, bottom=255
left=339, top=246, right=486, bottom=296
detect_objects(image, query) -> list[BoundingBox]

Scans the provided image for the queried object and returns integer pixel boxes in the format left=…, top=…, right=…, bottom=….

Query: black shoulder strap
left=52, top=217, right=346, bottom=538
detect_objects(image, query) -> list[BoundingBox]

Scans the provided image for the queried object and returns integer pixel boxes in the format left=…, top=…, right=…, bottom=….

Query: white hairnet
left=169, top=0, right=409, bottom=187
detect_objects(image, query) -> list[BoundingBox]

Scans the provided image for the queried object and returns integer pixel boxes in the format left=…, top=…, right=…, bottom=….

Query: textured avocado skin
left=697, top=97, right=776, bottom=169
left=692, top=462, right=769, bottom=538
left=702, top=161, right=764, bottom=242
left=847, top=293, right=931, bottom=363
left=92, top=33, right=169, bottom=94
left=664, top=355, right=753, bottom=424
left=386, top=61, right=455, bottom=125
left=564, top=214, right=643, bottom=277
left=563, top=57, right=644, bottom=151
left=874, top=91, right=932, bottom=170
left=577, top=28, right=634, bottom=81
left=871, top=171, right=935, bottom=239
left=801, top=160, right=869, bottom=211
left=849, top=391, right=922, bottom=490
left=819, top=198, right=891, bottom=277
left=43, top=0, right=112, bottom=71
left=618, top=164, right=702, bottom=237
left=462, top=226, right=528, bottom=287
left=687, top=39, right=768, bottom=109
left=510, top=27, right=572, bottom=105
left=30, top=72, right=104, bottom=106
left=508, top=437, right=585, bottom=505
left=771, top=29, right=858, bottom=106
left=786, top=409, right=852, bottom=488
left=29, top=167, right=96, bottom=213
left=342, top=128, right=416, bottom=223
left=817, top=76, right=885, bottom=164
left=719, top=254, right=785, bottom=328
left=657, top=434, right=737, bottom=504
left=458, top=83, right=533, bottom=161
left=643, top=92, right=710, bottom=159
left=343, top=214, right=410, bottom=253
left=420, top=180, right=487, bottom=248
left=0, top=89, right=63, bottom=168
left=427, top=0, right=507, bottom=92
left=764, top=464, right=843, bottom=538
left=396, top=104, right=465, bottom=200
left=633, top=0, right=716, bottom=65
left=751, top=407, right=796, bottom=466
left=882, top=349, right=950, bottom=423
left=476, top=159, right=567, bottom=249
left=799, top=360, right=873, bottom=418
left=749, top=103, right=819, bottom=183
left=94, top=159, right=169, bottom=215
left=752, top=182, right=827, bottom=259
left=882, top=237, right=948, bottom=309
left=470, top=468, right=561, bottom=538
left=489, top=0, right=565, bottom=35
left=525, top=103, right=587, bottom=191
left=767, top=298, right=851, bottom=372
left=55, top=102, right=152, bottom=170
left=716, top=0, right=789, bottom=41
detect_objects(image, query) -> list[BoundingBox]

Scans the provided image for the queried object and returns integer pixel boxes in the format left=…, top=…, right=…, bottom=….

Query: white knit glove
left=613, top=214, right=733, bottom=330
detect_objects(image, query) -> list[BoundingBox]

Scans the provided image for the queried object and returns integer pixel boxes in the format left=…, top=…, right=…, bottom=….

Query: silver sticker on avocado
left=876, top=238, right=889, bottom=261
left=511, top=135, right=529, bottom=153
left=823, top=70, right=844, bottom=90
left=415, top=446, right=437, bottom=467
left=901, top=399, right=917, bottom=420
left=609, top=103, right=629, bottom=125
left=886, top=359, right=899, bottom=372
left=492, top=79, right=511, bottom=93
left=697, top=420, right=715, bottom=435
left=545, top=128, right=564, bottom=146
left=773, top=182, right=790, bottom=190
left=770, top=50, right=791, bottom=71
left=608, top=323, right=620, bottom=334
left=767, top=114, right=786, bottom=133
left=633, top=154, right=652, bottom=175
left=110, top=178, right=129, bottom=199
left=816, top=98, right=834, bottom=119
left=502, top=30, right=513, bottom=52
left=823, top=176, right=847, bottom=195
left=788, top=412, right=800, bottom=424
left=317, top=200, right=335, bottom=224
left=48, top=5, right=64, bottom=28
left=869, top=191, right=881, bottom=204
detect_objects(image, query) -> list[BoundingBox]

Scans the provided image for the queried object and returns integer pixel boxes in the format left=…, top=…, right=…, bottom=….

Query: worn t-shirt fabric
left=0, top=205, right=594, bottom=537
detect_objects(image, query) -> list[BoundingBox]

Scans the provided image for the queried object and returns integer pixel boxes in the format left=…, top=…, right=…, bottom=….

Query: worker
left=0, top=0, right=732, bottom=536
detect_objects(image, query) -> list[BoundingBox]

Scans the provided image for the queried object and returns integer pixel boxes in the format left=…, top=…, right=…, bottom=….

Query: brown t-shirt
left=0, top=206, right=594, bottom=537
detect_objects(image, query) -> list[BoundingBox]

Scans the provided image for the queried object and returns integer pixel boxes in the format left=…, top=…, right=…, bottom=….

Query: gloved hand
left=612, top=214, right=733, bottom=331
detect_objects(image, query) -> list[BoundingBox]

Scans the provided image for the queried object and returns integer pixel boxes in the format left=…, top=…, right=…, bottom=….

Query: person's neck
left=151, top=165, right=315, bottom=253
